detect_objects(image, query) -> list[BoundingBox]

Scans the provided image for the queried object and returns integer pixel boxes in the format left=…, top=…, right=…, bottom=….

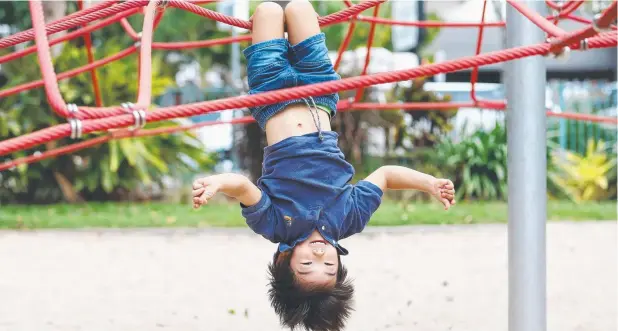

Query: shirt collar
left=278, top=233, right=349, bottom=256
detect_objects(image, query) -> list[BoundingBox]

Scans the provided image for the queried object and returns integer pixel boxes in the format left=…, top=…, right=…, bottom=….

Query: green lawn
left=0, top=200, right=615, bottom=229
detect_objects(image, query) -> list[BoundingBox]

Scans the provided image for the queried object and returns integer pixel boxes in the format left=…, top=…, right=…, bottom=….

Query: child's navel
left=297, top=123, right=302, bottom=128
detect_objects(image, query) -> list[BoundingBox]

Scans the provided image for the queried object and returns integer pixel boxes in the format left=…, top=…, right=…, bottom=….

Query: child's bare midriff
left=265, top=103, right=332, bottom=146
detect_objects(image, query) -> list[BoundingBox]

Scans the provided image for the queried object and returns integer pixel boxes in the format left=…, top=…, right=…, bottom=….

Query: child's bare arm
left=364, top=166, right=456, bottom=209
left=192, top=173, right=262, bottom=209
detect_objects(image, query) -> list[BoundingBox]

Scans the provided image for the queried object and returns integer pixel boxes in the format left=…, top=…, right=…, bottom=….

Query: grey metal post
left=505, top=2, right=547, bottom=331
left=229, top=0, right=241, bottom=170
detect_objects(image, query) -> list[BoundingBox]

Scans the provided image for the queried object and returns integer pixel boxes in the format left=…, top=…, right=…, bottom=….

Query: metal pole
left=505, top=1, right=547, bottom=331
left=230, top=0, right=241, bottom=171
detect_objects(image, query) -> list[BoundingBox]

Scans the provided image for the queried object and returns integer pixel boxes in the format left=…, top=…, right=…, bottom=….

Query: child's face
left=290, top=230, right=338, bottom=288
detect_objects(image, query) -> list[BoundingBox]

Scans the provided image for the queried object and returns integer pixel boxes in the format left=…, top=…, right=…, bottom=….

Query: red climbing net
left=0, top=0, right=616, bottom=171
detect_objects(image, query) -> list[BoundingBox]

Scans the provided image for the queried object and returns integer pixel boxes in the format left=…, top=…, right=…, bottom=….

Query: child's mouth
left=310, top=240, right=327, bottom=245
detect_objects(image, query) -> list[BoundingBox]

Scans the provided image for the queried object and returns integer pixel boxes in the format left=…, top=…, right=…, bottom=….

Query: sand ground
left=0, top=222, right=615, bottom=331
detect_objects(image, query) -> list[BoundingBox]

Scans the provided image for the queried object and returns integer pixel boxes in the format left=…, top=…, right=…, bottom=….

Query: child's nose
left=312, top=247, right=325, bottom=256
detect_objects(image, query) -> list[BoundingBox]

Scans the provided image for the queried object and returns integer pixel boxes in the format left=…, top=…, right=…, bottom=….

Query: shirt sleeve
left=340, top=180, right=384, bottom=239
left=241, top=192, right=280, bottom=243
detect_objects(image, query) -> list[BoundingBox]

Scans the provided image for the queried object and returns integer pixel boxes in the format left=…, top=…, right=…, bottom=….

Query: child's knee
left=284, top=0, right=315, bottom=18
left=254, top=2, right=285, bottom=21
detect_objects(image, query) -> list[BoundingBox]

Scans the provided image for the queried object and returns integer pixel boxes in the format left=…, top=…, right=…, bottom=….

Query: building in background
left=424, top=0, right=617, bottom=82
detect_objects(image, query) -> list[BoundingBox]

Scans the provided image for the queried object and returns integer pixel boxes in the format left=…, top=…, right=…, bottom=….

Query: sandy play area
left=0, top=222, right=615, bottom=331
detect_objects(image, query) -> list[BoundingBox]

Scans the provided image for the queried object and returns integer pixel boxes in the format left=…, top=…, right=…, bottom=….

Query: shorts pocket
left=247, top=61, right=289, bottom=91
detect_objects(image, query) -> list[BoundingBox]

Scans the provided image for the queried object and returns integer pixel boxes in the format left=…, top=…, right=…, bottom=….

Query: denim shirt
left=241, top=131, right=383, bottom=255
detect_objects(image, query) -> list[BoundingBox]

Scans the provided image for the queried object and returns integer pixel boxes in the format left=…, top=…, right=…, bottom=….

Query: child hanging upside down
left=192, top=1, right=456, bottom=330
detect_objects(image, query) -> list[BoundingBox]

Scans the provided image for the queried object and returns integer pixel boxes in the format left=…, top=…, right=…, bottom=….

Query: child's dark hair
left=267, top=251, right=354, bottom=331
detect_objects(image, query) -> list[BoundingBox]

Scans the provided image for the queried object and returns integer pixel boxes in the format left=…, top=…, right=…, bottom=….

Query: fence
left=548, top=80, right=617, bottom=154
left=425, top=80, right=617, bottom=154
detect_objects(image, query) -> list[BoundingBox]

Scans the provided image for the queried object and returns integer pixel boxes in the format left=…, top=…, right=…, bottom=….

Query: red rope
left=0, top=0, right=147, bottom=49
left=507, top=0, right=565, bottom=38
left=29, top=0, right=71, bottom=117
left=354, top=3, right=381, bottom=102
left=0, top=35, right=252, bottom=98
left=546, top=111, right=618, bottom=124
left=0, top=136, right=112, bottom=172
left=355, top=11, right=605, bottom=29
left=470, top=0, right=488, bottom=104
left=347, top=102, right=474, bottom=111
left=152, top=35, right=251, bottom=50
left=1, top=30, right=615, bottom=157
left=545, top=0, right=563, bottom=10
left=0, top=47, right=137, bottom=100
left=1, top=0, right=385, bottom=116
left=549, top=1, right=618, bottom=53
left=0, top=116, right=255, bottom=172
left=4, top=100, right=616, bottom=171
left=119, top=18, right=141, bottom=40
left=168, top=0, right=385, bottom=30
left=0, top=8, right=140, bottom=64
left=1, top=0, right=617, bottom=166
left=559, top=0, right=585, bottom=17
left=136, top=1, right=159, bottom=108
left=334, top=20, right=357, bottom=71
left=356, top=15, right=505, bottom=28
left=77, top=0, right=103, bottom=108
left=549, top=0, right=582, bottom=25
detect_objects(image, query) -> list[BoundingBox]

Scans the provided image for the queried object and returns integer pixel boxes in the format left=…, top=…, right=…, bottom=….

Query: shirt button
left=321, top=226, right=325, bottom=230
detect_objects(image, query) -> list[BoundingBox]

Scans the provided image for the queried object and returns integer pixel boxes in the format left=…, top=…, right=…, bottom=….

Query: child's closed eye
left=301, top=262, right=312, bottom=265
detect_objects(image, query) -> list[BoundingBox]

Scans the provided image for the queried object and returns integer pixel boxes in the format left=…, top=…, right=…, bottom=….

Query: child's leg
left=243, top=2, right=296, bottom=129
left=284, top=0, right=320, bottom=45
left=285, top=0, right=340, bottom=117
left=252, top=2, right=285, bottom=44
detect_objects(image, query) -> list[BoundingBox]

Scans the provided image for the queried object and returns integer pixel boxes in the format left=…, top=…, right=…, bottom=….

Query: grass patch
left=0, top=200, right=615, bottom=229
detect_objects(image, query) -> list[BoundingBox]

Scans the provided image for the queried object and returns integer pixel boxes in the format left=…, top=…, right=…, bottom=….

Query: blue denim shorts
left=243, top=33, right=340, bottom=130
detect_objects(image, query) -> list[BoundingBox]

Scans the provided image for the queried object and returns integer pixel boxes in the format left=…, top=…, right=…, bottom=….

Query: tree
left=390, top=75, right=457, bottom=149
left=0, top=3, right=215, bottom=204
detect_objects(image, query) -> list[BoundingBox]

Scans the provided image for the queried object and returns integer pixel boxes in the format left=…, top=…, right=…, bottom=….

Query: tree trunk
left=45, top=141, right=82, bottom=203
left=236, top=122, right=265, bottom=183
left=42, top=1, right=67, bottom=57
left=52, top=171, right=83, bottom=203
left=384, top=127, right=391, bottom=153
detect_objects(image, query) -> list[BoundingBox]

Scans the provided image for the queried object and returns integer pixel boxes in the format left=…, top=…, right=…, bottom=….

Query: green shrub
left=0, top=41, right=213, bottom=203
left=432, top=123, right=507, bottom=201
left=548, top=139, right=617, bottom=202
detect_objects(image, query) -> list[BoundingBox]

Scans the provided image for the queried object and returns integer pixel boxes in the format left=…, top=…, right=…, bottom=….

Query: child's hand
left=192, top=177, right=222, bottom=209
left=430, top=178, right=456, bottom=210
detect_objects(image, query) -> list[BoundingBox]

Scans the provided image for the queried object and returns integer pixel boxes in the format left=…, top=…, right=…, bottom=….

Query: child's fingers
left=441, top=189, right=455, bottom=196
left=192, top=179, right=207, bottom=190
left=441, top=192, right=454, bottom=200
left=192, top=187, right=206, bottom=197
left=441, top=198, right=451, bottom=210
left=199, top=189, right=216, bottom=203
